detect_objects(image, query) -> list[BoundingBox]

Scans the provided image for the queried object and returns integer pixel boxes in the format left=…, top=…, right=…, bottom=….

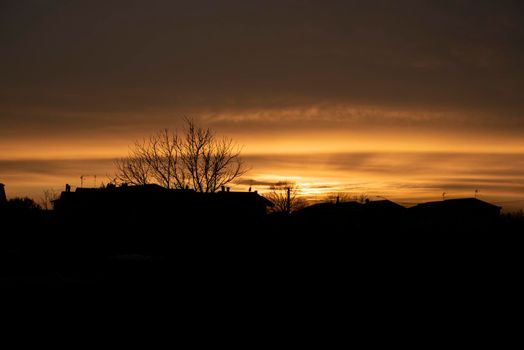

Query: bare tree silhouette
left=114, top=129, right=183, bottom=188
left=113, top=118, right=248, bottom=192
left=39, top=188, right=60, bottom=210
left=323, top=192, right=369, bottom=204
left=264, top=181, right=307, bottom=214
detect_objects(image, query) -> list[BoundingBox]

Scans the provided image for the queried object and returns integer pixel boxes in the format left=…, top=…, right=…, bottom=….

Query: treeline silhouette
left=1, top=183, right=523, bottom=288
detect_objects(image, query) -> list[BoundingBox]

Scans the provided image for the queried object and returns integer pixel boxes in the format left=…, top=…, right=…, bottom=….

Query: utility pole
left=286, top=187, right=291, bottom=214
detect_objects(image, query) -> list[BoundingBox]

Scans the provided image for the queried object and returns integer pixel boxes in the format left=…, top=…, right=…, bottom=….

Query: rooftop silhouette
left=2, top=181, right=520, bottom=287
left=52, top=184, right=274, bottom=229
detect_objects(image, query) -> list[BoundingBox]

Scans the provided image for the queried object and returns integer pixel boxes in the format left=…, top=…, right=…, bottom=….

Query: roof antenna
left=442, top=192, right=446, bottom=201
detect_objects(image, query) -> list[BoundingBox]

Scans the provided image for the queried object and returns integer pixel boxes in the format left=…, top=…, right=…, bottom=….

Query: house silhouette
left=53, top=184, right=274, bottom=223
left=294, top=199, right=409, bottom=232
left=408, top=197, right=501, bottom=232
left=293, top=197, right=501, bottom=233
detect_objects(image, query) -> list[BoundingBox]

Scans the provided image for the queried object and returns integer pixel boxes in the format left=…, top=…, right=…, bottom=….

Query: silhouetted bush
left=5, top=197, right=42, bottom=211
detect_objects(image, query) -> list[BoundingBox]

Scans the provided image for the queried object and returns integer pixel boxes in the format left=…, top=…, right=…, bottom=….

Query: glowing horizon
left=2, top=1, right=524, bottom=211
left=2, top=149, right=524, bottom=212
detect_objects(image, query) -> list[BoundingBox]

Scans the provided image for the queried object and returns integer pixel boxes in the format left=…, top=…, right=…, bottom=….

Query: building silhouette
left=408, top=197, right=501, bottom=232
left=293, top=197, right=501, bottom=233
left=52, top=183, right=274, bottom=225
left=0, top=183, right=6, bottom=205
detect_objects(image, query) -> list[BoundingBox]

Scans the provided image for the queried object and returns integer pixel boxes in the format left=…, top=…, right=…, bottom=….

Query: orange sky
left=1, top=1, right=524, bottom=210
left=2, top=118, right=524, bottom=211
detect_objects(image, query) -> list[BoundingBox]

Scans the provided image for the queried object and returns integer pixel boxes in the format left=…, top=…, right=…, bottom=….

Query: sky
left=1, top=0, right=524, bottom=210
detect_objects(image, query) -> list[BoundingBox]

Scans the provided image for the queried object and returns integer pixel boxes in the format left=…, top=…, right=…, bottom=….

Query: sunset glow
left=2, top=1, right=524, bottom=211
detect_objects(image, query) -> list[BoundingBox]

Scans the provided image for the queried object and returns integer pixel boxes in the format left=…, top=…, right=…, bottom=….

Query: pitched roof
left=54, top=185, right=274, bottom=208
left=215, top=191, right=274, bottom=207
left=365, top=199, right=406, bottom=210
left=296, top=201, right=364, bottom=216
left=411, top=198, right=501, bottom=211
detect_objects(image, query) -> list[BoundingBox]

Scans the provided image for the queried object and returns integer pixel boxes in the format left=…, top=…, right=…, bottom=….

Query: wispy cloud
left=2, top=152, right=524, bottom=209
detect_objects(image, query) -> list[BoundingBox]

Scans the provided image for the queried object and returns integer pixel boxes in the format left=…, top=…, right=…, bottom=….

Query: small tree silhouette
left=113, top=118, right=248, bottom=192
left=39, top=188, right=60, bottom=210
left=6, top=197, right=42, bottom=211
left=264, top=181, right=307, bottom=214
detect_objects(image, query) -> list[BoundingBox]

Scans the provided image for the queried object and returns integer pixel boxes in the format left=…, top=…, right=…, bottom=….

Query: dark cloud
left=1, top=0, right=524, bottom=136
left=0, top=158, right=116, bottom=188
left=234, top=178, right=276, bottom=187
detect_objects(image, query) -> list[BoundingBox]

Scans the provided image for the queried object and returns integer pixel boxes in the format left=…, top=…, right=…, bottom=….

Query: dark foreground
left=1, top=209, right=523, bottom=288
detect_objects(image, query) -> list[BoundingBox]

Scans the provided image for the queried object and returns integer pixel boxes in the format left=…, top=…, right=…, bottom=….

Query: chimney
left=0, top=183, right=6, bottom=205
left=221, top=186, right=225, bottom=192
left=226, top=187, right=230, bottom=192
left=65, top=184, right=71, bottom=193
